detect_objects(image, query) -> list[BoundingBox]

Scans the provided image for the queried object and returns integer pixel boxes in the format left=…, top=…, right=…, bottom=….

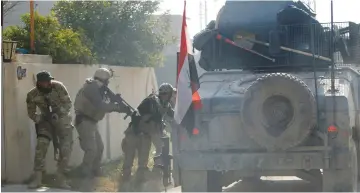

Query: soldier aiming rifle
left=121, top=83, right=176, bottom=190
left=74, top=67, right=133, bottom=178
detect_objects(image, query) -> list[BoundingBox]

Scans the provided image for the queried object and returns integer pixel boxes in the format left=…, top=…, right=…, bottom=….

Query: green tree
left=3, top=12, right=94, bottom=64
left=53, top=1, right=176, bottom=67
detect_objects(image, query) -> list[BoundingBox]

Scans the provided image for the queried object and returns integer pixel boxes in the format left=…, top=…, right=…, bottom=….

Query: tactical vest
left=74, top=80, right=106, bottom=121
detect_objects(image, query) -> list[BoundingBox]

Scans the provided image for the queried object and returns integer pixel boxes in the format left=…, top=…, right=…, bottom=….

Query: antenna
left=199, top=1, right=203, bottom=29
left=204, top=0, right=208, bottom=25
left=330, top=0, right=334, bottom=93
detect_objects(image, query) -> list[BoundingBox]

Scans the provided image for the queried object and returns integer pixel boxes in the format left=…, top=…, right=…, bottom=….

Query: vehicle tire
left=322, top=139, right=358, bottom=192
left=180, top=170, right=222, bottom=192
left=241, top=73, right=317, bottom=151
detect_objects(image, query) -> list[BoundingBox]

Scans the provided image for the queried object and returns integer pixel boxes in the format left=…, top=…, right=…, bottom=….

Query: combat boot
left=135, top=167, right=149, bottom=184
left=56, top=171, right=71, bottom=189
left=121, top=174, right=131, bottom=182
left=151, top=167, right=163, bottom=181
left=28, top=171, right=42, bottom=189
left=79, top=165, right=93, bottom=178
left=93, top=167, right=103, bottom=177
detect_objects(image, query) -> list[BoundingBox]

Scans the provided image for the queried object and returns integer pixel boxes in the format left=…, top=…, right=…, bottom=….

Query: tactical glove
left=113, top=104, right=132, bottom=115
left=125, top=106, right=132, bottom=115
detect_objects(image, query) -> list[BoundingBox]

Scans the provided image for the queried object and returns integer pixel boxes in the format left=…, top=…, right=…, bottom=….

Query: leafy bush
left=3, top=12, right=95, bottom=64
left=53, top=1, right=176, bottom=67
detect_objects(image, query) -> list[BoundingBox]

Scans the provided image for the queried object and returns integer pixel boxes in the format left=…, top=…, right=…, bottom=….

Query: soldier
left=26, top=71, right=74, bottom=189
left=74, top=67, right=132, bottom=178
left=121, top=83, right=175, bottom=184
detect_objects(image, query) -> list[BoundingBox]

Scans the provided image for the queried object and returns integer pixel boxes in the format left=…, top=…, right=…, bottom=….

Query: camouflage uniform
left=121, top=83, right=175, bottom=182
left=74, top=68, right=131, bottom=177
left=26, top=71, right=74, bottom=189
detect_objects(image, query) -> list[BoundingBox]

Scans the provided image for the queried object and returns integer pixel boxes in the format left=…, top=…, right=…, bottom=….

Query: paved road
left=1, top=185, right=75, bottom=192
left=165, top=176, right=322, bottom=192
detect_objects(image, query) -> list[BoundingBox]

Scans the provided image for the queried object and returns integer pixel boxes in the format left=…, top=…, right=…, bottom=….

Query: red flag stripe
left=177, top=0, right=188, bottom=83
left=192, top=92, right=202, bottom=110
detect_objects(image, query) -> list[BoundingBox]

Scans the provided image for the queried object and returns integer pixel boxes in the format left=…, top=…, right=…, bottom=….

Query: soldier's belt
left=75, top=114, right=97, bottom=125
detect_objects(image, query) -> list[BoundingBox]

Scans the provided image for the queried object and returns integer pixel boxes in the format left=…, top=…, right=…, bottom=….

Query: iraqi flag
left=174, top=0, right=202, bottom=136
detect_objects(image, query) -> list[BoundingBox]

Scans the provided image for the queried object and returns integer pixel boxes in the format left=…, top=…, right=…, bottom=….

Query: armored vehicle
left=171, top=0, right=360, bottom=192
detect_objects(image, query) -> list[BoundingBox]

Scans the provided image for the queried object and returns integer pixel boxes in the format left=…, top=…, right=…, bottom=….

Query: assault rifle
left=102, top=87, right=136, bottom=120
left=160, top=134, right=173, bottom=189
left=43, top=96, right=61, bottom=161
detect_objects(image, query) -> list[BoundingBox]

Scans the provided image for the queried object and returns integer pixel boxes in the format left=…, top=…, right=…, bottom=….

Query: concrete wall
left=1, top=54, right=158, bottom=183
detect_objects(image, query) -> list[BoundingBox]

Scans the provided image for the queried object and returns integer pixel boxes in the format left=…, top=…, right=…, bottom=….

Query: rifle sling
left=43, top=96, right=60, bottom=149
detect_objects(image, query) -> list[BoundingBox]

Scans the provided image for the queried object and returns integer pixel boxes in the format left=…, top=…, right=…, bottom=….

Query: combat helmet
left=158, top=83, right=175, bottom=95
left=94, top=68, right=112, bottom=81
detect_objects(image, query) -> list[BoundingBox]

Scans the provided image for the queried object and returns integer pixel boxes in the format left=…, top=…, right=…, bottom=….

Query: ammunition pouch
left=130, top=113, right=142, bottom=135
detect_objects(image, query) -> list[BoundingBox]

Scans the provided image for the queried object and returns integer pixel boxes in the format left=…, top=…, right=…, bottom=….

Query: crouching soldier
left=121, top=83, right=176, bottom=187
left=26, top=71, right=74, bottom=189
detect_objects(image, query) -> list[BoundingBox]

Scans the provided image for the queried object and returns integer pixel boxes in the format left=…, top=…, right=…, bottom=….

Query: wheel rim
left=262, top=95, right=294, bottom=137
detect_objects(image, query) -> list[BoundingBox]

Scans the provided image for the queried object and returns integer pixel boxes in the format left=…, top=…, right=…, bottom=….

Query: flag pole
left=30, top=0, right=35, bottom=54
left=176, top=51, right=180, bottom=85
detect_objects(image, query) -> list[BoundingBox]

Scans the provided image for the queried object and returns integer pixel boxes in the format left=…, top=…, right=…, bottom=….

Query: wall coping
left=15, top=54, right=52, bottom=64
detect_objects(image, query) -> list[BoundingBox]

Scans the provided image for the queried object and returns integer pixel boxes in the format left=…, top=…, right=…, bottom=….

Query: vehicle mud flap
left=207, top=171, right=222, bottom=192
left=322, top=139, right=358, bottom=192
left=241, top=73, right=317, bottom=151
left=180, top=170, right=221, bottom=192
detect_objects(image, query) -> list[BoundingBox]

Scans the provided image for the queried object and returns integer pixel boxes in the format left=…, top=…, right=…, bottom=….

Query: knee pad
left=37, top=134, right=51, bottom=142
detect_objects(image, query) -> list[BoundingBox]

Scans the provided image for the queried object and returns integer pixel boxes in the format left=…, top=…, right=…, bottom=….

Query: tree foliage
left=53, top=0, right=176, bottom=67
left=3, top=12, right=94, bottom=64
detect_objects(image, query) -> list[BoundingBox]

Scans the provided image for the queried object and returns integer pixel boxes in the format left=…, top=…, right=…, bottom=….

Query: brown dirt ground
left=42, top=146, right=156, bottom=192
